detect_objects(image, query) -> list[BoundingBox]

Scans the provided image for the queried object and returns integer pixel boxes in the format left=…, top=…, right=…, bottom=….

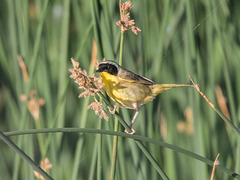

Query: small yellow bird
left=97, top=60, right=191, bottom=134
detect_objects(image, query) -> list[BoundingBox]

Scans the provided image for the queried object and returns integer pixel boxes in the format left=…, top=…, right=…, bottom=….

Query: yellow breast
left=100, top=72, right=154, bottom=108
left=100, top=72, right=119, bottom=102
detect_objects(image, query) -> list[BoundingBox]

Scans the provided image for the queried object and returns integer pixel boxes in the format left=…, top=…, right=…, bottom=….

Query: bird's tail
left=150, top=84, right=193, bottom=96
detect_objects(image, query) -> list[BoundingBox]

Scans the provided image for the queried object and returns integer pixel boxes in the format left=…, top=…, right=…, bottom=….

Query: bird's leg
left=129, top=109, right=140, bottom=129
left=108, top=104, right=140, bottom=134
left=108, top=104, right=135, bottom=114
left=124, top=107, right=140, bottom=134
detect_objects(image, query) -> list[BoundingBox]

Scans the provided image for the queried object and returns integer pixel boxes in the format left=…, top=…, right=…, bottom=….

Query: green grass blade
left=0, top=131, right=53, bottom=180
left=4, top=127, right=240, bottom=179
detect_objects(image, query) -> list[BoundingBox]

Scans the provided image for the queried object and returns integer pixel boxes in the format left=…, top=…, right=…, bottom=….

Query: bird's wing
left=118, top=68, right=155, bottom=85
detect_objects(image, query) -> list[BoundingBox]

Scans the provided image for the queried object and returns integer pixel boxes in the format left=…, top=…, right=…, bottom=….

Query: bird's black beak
left=96, top=67, right=101, bottom=72
left=96, top=64, right=104, bottom=72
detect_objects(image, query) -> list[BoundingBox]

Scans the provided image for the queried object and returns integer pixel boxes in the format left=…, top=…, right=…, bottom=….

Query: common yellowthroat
left=97, top=60, right=191, bottom=134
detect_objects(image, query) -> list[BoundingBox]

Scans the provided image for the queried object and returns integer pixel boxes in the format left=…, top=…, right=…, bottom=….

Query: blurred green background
left=1, top=0, right=240, bottom=179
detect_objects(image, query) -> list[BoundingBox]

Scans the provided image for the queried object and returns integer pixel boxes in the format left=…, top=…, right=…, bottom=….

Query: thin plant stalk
left=189, top=76, right=240, bottom=137
left=97, top=119, right=102, bottom=180
left=0, top=131, right=53, bottom=180
left=4, top=127, right=240, bottom=179
left=34, top=120, right=46, bottom=158
left=110, top=23, right=124, bottom=180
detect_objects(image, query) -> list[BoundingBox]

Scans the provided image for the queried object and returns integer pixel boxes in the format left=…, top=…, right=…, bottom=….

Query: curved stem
left=6, top=128, right=240, bottom=179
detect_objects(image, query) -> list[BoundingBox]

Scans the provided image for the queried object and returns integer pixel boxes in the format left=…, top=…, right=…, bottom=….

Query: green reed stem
left=5, top=128, right=240, bottom=179
left=34, top=120, right=46, bottom=158
left=110, top=117, right=118, bottom=180
left=190, top=76, right=240, bottom=137
left=119, top=31, right=124, bottom=65
left=110, top=28, right=124, bottom=180
left=0, top=131, right=53, bottom=180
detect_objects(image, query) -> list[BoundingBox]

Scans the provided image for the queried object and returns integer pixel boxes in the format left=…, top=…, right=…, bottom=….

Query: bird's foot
left=124, top=128, right=136, bottom=135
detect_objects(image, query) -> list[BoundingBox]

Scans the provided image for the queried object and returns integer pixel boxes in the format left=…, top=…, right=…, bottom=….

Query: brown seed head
left=34, top=158, right=52, bottom=179
left=20, top=90, right=45, bottom=121
left=88, top=102, right=109, bottom=121
left=18, top=55, right=29, bottom=82
left=69, top=58, right=103, bottom=98
left=116, top=0, right=141, bottom=35
left=121, top=1, right=133, bottom=11
left=131, top=26, right=141, bottom=35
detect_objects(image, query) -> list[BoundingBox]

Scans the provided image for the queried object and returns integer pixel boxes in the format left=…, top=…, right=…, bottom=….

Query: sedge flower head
left=33, top=158, right=52, bottom=180
left=116, top=0, right=141, bottom=35
left=69, top=58, right=108, bottom=120
left=69, top=58, right=103, bottom=98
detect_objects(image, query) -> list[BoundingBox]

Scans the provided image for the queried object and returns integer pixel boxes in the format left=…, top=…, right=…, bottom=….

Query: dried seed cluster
left=69, top=58, right=108, bottom=120
left=69, top=58, right=103, bottom=98
left=116, top=1, right=141, bottom=35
